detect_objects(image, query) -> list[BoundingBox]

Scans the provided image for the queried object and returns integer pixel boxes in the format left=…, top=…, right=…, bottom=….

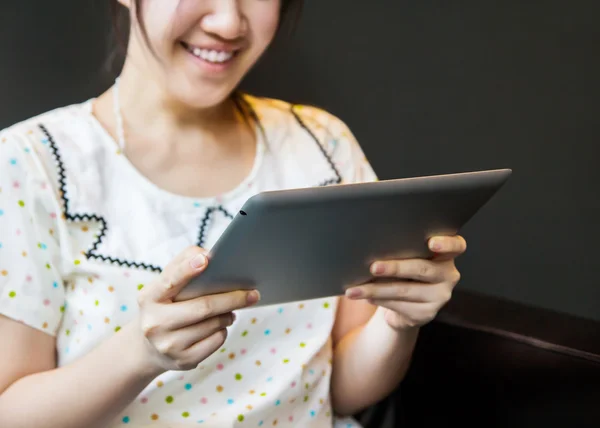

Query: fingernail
left=346, top=288, right=363, bottom=299
left=232, top=312, right=237, bottom=323
left=371, top=263, right=385, bottom=275
left=247, top=290, right=260, bottom=305
left=190, top=253, right=207, bottom=269
left=430, top=240, right=441, bottom=251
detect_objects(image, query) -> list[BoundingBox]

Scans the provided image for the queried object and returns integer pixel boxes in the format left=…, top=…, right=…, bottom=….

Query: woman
left=0, top=1, right=466, bottom=427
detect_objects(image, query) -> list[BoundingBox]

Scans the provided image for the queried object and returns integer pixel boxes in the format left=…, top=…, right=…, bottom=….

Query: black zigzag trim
left=290, top=106, right=343, bottom=187
left=196, top=206, right=235, bottom=248
left=39, top=124, right=163, bottom=273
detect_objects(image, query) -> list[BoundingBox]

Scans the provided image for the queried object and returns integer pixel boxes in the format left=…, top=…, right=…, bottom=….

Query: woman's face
left=121, top=0, right=281, bottom=109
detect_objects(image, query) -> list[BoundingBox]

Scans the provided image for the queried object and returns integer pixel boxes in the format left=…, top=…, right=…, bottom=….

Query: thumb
left=146, top=246, right=209, bottom=303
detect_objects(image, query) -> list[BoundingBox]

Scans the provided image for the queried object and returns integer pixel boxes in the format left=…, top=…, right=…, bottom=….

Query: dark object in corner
left=357, top=290, right=600, bottom=428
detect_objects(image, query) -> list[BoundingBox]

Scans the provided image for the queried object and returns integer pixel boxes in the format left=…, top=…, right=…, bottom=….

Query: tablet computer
left=176, top=168, right=512, bottom=306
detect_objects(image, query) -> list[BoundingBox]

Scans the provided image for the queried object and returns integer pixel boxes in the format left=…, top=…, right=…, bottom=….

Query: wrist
left=118, top=320, right=166, bottom=381
left=374, top=306, right=421, bottom=336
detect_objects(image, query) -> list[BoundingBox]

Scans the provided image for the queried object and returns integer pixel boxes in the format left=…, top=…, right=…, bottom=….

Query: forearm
left=0, top=321, right=162, bottom=428
left=331, top=307, right=419, bottom=416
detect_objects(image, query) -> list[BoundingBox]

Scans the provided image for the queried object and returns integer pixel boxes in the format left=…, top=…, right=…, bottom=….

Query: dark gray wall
left=1, top=1, right=598, bottom=321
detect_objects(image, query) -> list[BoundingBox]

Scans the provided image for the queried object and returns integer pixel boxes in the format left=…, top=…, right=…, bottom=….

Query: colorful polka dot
left=137, top=284, right=144, bottom=290
left=227, top=398, right=234, bottom=404
left=235, top=373, right=242, bottom=381
left=237, top=415, right=244, bottom=422
left=114, top=326, right=121, bottom=332
left=151, top=414, right=159, bottom=420
left=17, top=200, right=24, bottom=207
left=264, top=329, right=271, bottom=335
left=120, top=305, right=127, bottom=311
left=122, top=416, right=130, bottom=423
left=165, top=396, right=174, bottom=404
left=216, top=385, right=223, bottom=392
left=185, top=383, right=192, bottom=390
left=53, top=281, right=58, bottom=288
left=9, top=158, right=17, bottom=165
left=182, top=411, right=190, bottom=418
left=8, top=290, right=16, bottom=298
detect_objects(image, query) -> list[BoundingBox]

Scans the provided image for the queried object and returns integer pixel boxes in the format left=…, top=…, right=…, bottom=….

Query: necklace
left=112, top=77, right=126, bottom=151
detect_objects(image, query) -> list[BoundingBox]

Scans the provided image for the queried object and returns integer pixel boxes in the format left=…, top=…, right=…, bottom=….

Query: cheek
left=138, top=1, right=182, bottom=51
left=248, top=6, right=281, bottom=51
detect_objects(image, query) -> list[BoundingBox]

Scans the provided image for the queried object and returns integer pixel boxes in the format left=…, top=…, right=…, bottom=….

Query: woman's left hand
left=345, top=235, right=467, bottom=331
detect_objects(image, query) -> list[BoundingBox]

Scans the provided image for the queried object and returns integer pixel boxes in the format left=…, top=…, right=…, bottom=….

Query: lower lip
left=182, top=44, right=236, bottom=73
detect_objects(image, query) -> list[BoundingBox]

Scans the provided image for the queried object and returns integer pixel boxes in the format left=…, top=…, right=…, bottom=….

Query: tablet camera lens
left=240, top=210, right=247, bottom=216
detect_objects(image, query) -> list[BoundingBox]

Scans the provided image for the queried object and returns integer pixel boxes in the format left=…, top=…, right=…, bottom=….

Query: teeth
left=188, top=46, right=234, bottom=63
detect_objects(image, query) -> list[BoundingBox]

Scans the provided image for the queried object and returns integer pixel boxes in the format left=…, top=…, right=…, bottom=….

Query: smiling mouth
left=181, top=42, right=238, bottom=64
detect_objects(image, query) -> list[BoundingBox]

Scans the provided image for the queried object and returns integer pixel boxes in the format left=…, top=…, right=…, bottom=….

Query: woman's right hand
left=131, top=246, right=259, bottom=374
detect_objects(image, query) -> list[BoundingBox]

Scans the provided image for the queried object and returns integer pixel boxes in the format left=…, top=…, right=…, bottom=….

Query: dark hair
left=108, top=0, right=303, bottom=75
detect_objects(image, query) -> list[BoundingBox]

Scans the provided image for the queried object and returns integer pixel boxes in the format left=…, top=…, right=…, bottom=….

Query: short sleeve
left=0, top=129, right=65, bottom=336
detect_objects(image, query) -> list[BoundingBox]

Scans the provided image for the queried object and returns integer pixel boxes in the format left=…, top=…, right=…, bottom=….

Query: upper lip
left=182, top=41, right=241, bottom=52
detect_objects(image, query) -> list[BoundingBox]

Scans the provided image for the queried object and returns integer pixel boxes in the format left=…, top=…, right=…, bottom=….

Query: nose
left=201, top=0, right=246, bottom=40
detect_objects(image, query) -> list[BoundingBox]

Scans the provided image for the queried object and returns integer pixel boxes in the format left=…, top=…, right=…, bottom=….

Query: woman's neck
left=112, top=64, right=240, bottom=148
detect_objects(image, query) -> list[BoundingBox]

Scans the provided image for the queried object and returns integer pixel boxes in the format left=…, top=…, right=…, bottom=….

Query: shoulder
left=1, top=101, right=91, bottom=160
left=245, top=94, right=354, bottom=143
left=245, top=94, right=378, bottom=184
left=0, top=101, right=94, bottom=197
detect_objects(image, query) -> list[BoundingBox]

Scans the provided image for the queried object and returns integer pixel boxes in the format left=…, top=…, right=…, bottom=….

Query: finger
left=165, top=289, right=260, bottom=329
left=428, top=235, right=467, bottom=258
left=345, top=282, right=446, bottom=303
left=178, top=313, right=235, bottom=349
left=143, top=247, right=209, bottom=303
left=371, top=258, right=443, bottom=283
left=179, top=329, right=229, bottom=369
